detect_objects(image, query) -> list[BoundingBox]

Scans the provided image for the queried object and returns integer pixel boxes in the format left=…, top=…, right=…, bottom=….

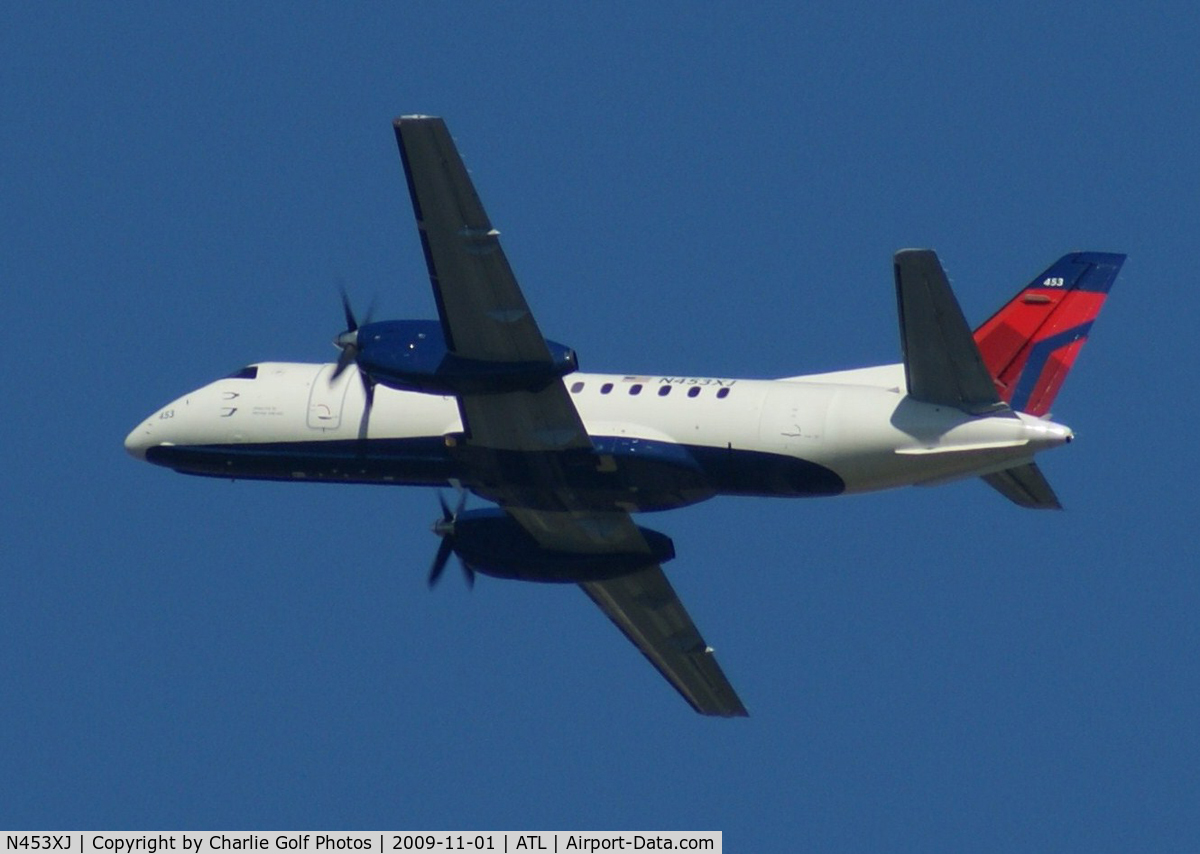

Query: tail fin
left=973, top=252, right=1125, bottom=416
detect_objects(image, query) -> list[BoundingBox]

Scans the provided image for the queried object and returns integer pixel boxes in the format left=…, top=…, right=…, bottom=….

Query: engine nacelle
left=354, top=320, right=577, bottom=395
left=447, top=508, right=675, bottom=583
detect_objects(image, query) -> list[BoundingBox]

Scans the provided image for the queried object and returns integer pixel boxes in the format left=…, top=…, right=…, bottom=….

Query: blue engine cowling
left=447, top=508, right=675, bottom=583
left=354, top=320, right=577, bottom=395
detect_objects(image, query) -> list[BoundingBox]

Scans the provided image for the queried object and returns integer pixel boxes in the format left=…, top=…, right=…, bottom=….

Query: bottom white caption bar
left=4, top=834, right=721, bottom=854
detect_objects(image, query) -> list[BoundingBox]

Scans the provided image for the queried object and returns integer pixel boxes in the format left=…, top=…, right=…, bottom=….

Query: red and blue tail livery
left=973, top=252, right=1125, bottom=416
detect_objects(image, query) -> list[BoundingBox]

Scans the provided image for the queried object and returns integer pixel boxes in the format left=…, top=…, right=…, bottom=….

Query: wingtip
left=394, top=114, right=442, bottom=127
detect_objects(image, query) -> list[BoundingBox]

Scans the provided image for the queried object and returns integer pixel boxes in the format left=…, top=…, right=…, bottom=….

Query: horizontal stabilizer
left=982, top=461, right=1062, bottom=510
left=894, top=249, right=1007, bottom=414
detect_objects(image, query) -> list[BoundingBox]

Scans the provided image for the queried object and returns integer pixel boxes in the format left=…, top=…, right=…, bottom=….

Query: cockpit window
left=225, top=365, right=259, bottom=380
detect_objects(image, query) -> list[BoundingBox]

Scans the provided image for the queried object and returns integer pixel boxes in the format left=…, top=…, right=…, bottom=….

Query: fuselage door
left=757, top=383, right=834, bottom=454
left=306, top=364, right=351, bottom=431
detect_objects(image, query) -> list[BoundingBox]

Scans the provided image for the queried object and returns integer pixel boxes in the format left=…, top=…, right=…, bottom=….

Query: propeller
left=331, top=287, right=377, bottom=413
left=428, top=491, right=475, bottom=590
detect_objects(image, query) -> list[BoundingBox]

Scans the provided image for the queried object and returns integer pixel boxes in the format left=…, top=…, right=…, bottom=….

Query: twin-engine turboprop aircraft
left=126, top=116, right=1125, bottom=716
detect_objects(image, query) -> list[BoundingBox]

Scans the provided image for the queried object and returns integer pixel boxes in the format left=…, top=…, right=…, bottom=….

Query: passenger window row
left=570, top=381, right=730, bottom=400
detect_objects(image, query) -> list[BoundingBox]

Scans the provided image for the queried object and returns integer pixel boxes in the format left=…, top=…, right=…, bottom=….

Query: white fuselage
left=125, top=362, right=1073, bottom=510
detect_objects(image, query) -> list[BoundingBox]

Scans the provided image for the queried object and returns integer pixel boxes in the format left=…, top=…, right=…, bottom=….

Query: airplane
left=125, top=115, right=1125, bottom=717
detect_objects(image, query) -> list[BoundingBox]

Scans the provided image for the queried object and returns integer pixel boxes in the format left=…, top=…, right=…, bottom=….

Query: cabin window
left=687, top=386, right=701, bottom=398
left=657, top=386, right=671, bottom=397
left=716, top=387, right=730, bottom=399
left=629, top=384, right=643, bottom=396
left=570, top=381, right=584, bottom=393
left=601, top=383, right=613, bottom=394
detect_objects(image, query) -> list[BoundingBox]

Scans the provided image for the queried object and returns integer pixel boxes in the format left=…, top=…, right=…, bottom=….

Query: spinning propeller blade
left=330, top=289, right=378, bottom=415
left=428, top=491, right=474, bottom=589
left=331, top=287, right=360, bottom=381
left=428, top=537, right=455, bottom=588
left=340, top=286, right=358, bottom=334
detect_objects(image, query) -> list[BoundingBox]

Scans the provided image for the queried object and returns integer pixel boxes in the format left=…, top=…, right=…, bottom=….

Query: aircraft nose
left=124, top=421, right=153, bottom=460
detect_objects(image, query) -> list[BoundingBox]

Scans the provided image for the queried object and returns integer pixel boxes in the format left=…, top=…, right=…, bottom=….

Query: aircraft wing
left=394, top=116, right=553, bottom=365
left=393, top=116, right=746, bottom=715
left=581, top=565, right=749, bottom=717
left=394, top=116, right=590, bottom=454
left=509, top=507, right=748, bottom=717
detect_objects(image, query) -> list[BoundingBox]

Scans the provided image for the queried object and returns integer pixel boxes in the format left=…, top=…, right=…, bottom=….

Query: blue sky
left=4, top=2, right=1198, bottom=847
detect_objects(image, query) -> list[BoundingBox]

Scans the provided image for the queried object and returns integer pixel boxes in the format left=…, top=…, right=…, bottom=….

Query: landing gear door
left=307, top=364, right=351, bottom=431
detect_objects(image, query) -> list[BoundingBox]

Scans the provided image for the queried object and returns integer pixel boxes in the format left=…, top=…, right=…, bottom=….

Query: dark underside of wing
left=582, top=567, right=748, bottom=717
left=505, top=506, right=747, bottom=716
